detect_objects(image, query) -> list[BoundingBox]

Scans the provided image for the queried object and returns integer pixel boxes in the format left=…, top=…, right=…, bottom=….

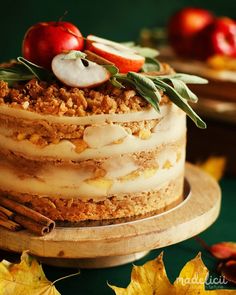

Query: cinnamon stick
left=0, top=197, right=55, bottom=235
left=0, top=211, right=8, bottom=220
left=0, top=205, right=14, bottom=219
left=0, top=217, right=21, bottom=231
left=14, top=215, right=51, bottom=236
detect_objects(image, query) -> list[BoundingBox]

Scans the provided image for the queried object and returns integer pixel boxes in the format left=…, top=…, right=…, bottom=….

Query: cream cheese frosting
left=0, top=148, right=184, bottom=201
left=0, top=105, right=185, bottom=160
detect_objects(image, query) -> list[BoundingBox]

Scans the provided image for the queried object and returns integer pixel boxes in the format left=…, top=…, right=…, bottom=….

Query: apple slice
left=52, top=52, right=110, bottom=88
left=87, top=35, right=145, bottom=73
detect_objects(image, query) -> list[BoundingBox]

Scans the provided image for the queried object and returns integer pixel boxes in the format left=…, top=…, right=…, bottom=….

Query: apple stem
left=58, top=10, right=68, bottom=23
left=194, top=235, right=210, bottom=251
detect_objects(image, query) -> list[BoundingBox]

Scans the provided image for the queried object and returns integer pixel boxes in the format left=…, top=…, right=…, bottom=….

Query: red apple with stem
left=168, top=7, right=214, bottom=57
left=192, top=17, right=236, bottom=60
left=22, top=21, right=84, bottom=69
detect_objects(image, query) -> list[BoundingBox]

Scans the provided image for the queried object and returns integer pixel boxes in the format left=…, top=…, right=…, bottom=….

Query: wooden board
left=0, top=163, right=221, bottom=268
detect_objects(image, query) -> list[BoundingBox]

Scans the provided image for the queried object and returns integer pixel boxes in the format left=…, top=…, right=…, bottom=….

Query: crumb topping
left=0, top=64, right=172, bottom=116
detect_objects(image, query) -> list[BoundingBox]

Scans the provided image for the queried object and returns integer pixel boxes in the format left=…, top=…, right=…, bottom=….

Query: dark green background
left=1, top=0, right=236, bottom=62
left=0, top=2, right=236, bottom=294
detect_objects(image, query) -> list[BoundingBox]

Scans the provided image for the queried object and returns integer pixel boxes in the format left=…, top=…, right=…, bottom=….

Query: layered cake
left=0, top=22, right=206, bottom=226
left=0, top=79, right=186, bottom=224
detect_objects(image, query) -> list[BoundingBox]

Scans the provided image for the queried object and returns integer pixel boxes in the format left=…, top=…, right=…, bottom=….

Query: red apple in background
left=168, top=7, right=214, bottom=57
left=86, top=35, right=145, bottom=73
left=22, top=21, right=84, bottom=69
left=192, top=17, right=236, bottom=60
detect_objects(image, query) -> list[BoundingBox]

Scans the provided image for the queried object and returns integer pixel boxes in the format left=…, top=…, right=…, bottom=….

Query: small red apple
left=86, top=35, right=145, bottom=73
left=168, top=7, right=214, bottom=57
left=22, top=21, right=84, bottom=69
left=192, top=17, right=236, bottom=60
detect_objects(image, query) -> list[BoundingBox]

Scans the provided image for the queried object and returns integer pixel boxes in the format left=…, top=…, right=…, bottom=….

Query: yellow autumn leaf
left=109, top=253, right=235, bottom=295
left=0, top=251, right=60, bottom=295
left=198, top=156, right=226, bottom=181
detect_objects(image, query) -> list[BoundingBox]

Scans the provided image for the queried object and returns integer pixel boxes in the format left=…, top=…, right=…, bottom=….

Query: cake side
left=0, top=79, right=186, bottom=223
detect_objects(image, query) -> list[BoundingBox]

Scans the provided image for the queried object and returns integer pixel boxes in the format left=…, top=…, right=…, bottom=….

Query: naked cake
left=0, top=22, right=207, bottom=226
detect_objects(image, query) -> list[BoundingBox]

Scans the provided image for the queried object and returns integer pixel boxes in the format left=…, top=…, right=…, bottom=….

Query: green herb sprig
left=0, top=57, right=54, bottom=86
left=0, top=53, right=207, bottom=128
left=106, top=64, right=207, bottom=129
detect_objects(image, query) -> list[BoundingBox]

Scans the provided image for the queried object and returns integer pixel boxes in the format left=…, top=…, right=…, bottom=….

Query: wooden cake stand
left=0, top=163, right=221, bottom=268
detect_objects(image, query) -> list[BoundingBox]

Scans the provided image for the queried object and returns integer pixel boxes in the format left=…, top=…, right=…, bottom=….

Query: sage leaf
left=121, top=41, right=135, bottom=47
left=140, top=93, right=160, bottom=112
left=132, top=46, right=159, bottom=58
left=142, top=57, right=161, bottom=73
left=103, top=64, right=119, bottom=76
left=127, top=72, right=161, bottom=105
left=0, top=64, right=34, bottom=86
left=171, top=79, right=198, bottom=102
left=153, top=81, right=165, bottom=92
left=161, top=73, right=208, bottom=85
left=134, top=83, right=160, bottom=112
left=116, top=73, right=160, bottom=112
left=62, top=50, right=86, bottom=60
left=17, top=57, right=55, bottom=82
left=122, top=43, right=159, bottom=58
left=110, top=77, right=125, bottom=89
left=127, top=72, right=157, bottom=91
left=155, top=79, right=206, bottom=129
left=160, top=77, right=198, bottom=102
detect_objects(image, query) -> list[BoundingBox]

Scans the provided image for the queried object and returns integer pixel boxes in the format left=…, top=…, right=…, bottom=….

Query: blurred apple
left=22, top=21, right=84, bottom=69
left=192, top=17, right=236, bottom=60
left=168, top=7, right=214, bottom=57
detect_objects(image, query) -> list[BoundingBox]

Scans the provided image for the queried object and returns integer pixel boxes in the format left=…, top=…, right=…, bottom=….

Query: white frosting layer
left=0, top=152, right=184, bottom=201
left=102, top=155, right=139, bottom=178
left=0, top=107, right=186, bottom=160
left=83, top=124, right=128, bottom=148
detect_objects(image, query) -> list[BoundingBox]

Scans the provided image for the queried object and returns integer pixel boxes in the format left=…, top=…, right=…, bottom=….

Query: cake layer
left=0, top=104, right=186, bottom=161
left=0, top=174, right=184, bottom=222
left=0, top=146, right=185, bottom=201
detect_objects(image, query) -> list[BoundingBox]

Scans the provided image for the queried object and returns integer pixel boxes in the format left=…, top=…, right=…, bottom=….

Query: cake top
left=0, top=21, right=207, bottom=128
left=0, top=63, right=172, bottom=117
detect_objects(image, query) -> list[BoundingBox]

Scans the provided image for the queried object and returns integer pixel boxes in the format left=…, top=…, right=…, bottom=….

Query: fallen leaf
left=198, top=156, right=226, bottom=181
left=109, top=253, right=172, bottom=294
left=195, top=238, right=236, bottom=286
left=0, top=251, right=60, bottom=295
left=218, top=260, right=236, bottom=285
left=109, top=253, right=235, bottom=294
left=210, top=242, right=236, bottom=260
